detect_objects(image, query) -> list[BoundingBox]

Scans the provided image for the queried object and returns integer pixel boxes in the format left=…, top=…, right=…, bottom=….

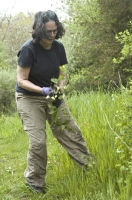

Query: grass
left=0, top=91, right=132, bottom=200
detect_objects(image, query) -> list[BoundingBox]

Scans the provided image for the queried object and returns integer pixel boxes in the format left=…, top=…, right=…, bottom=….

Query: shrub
left=0, top=70, right=16, bottom=114
left=114, top=84, right=132, bottom=176
left=67, top=67, right=118, bottom=94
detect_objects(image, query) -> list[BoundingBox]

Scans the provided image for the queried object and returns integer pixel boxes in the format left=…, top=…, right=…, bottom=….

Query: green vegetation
left=62, top=0, right=132, bottom=90
left=0, top=0, right=132, bottom=91
left=0, top=1, right=132, bottom=199
left=0, top=92, right=131, bottom=200
left=0, top=70, right=16, bottom=114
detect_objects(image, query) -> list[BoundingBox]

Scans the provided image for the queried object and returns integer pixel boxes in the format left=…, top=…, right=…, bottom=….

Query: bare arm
left=17, top=66, right=42, bottom=94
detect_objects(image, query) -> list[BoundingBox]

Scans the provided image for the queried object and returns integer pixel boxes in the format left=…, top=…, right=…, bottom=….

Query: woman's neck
left=39, top=41, right=52, bottom=50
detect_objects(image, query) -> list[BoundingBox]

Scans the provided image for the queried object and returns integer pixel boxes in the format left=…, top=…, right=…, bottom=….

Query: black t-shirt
left=16, top=39, right=68, bottom=95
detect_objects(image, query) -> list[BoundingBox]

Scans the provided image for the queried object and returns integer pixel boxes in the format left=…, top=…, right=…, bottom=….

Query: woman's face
left=40, top=20, right=57, bottom=46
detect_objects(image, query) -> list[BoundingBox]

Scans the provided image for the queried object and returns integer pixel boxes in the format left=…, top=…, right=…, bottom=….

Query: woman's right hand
left=42, top=87, right=53, bottom=95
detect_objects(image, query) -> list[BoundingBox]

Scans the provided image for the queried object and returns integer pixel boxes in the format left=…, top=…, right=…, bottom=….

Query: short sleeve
left=56, top=41, right=68, bottom=66
left=17, top=46, right=34, bottom=67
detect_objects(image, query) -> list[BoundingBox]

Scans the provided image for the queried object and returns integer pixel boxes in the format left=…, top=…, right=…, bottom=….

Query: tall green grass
left=0, top=91, right=131, bottom=200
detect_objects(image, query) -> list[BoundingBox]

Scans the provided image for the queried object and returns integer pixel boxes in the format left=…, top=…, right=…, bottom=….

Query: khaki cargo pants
left=16, top=93, right=90, bottom=187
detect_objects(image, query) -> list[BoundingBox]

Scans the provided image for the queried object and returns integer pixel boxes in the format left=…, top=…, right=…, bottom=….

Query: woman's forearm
left=18, top=79, right=42, bottom=94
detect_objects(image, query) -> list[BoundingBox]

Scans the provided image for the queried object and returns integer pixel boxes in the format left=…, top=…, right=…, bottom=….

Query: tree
left=113, top=22, right=132, bottom=83
left=63, top=0, right=132, bottom=90
left=0, top=12, right=33, bottom=69
left=0, top=41, right=10, bottom=69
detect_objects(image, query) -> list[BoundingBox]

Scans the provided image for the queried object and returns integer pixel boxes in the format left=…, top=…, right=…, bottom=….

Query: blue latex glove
left=42, top=87, right=52, bottom=95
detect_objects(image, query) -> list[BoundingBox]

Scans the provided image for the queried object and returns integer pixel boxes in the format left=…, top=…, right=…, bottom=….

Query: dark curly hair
left=32, top=10, right=65, bottom=43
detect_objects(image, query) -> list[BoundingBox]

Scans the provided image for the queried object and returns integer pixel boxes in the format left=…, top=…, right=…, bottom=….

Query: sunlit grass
left=0, top=92, right=131, bottom=200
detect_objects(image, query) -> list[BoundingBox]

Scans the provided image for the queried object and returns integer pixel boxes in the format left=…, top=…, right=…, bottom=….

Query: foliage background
left=0, top=1, right=132, bottom=199
left=0, top=0, right=132, bottom=96
left=62, top=0, right=132, bottom=90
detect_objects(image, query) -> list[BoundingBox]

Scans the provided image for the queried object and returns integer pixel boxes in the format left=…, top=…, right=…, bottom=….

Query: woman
left=16, top=10, right=91, bottom=194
